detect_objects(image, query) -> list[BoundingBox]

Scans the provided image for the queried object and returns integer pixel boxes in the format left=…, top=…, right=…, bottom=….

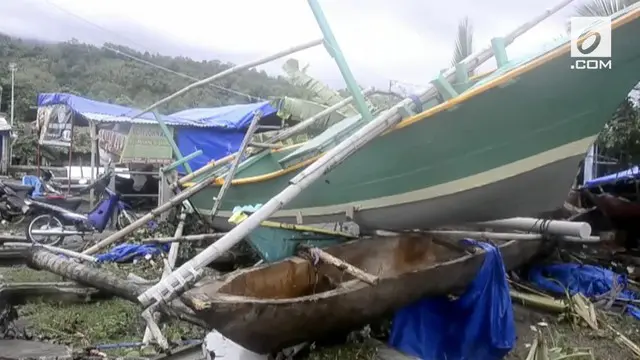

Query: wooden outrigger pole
left=137, top=0, right=577, bottom=307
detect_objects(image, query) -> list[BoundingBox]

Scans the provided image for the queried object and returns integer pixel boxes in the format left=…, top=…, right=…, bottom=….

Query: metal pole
left=9, top=63, right=16, bottom=127
left=307, top=0, right=372, bottom=122
left=9, top=63, right=16, bottom=166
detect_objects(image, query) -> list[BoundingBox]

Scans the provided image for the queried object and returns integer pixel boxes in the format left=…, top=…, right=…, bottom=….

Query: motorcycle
left=24, top=163, right=140, bottom=246
left=0, top=180, right=31, bottom=224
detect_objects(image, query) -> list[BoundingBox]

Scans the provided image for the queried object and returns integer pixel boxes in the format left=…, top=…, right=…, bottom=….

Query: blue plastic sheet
left=389, top=240, right=516, bottom=360
left=175, top=127, right=244, bottom=172
left=583, top=165, right=640, bottom=189
left=170, top=102, right=279, bottom=130
left=529, top=263, right=640, bottom=319
left=96, top=243, right=168, bottom=263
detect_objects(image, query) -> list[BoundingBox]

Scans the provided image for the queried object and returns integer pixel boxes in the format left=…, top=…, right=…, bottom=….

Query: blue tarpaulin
left=389, top=240, right=516, bottom=360
left=96, top=243, right=168, bottom=263
left=170, top=103, right=280, bottom=171
left=169, top=102, right=279, bottom=130
left=37, top=93, right=282, bottom=172
left=529, top=263, right=640, bottom=319
left=583, top=165, right=640, bottom=189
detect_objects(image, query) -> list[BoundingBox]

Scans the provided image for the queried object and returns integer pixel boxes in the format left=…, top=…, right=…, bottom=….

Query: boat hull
left=188, top=7, right=640, bottom=231
left=183, top=236, right=548, bottom=354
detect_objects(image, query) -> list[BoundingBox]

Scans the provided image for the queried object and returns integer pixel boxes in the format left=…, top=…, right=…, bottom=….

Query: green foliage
left=574, top=0, right=639, bottom=17
left=0, top=34, right=312, bottom=130
left=596, top=98, right=640, bottom=160
left=451, top=17, right=474, bottom=70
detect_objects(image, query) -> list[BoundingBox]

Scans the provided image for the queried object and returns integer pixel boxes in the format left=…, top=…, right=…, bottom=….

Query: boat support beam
left=299, top=244, right=379, bottom=286
left=491, top=37, right=509, bottom=67
left=210, top=111, right=262, bottom=218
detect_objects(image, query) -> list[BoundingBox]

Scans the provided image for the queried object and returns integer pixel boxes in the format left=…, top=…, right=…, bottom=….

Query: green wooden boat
left=228, top=211, right=356, bottom=262
left=185, top=7, right=640, bottom=233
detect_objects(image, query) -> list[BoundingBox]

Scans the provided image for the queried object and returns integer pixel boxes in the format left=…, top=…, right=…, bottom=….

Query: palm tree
left=451, top=17, right=474, bottom=70
left=574, top=0, right=638, bottom=16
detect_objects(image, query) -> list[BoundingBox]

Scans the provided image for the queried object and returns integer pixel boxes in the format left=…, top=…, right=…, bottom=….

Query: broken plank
left=299, top=244, right=379, bottom=285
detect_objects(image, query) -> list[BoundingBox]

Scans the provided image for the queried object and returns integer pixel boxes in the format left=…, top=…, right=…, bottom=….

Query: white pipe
left=475, top=217, right=591, bottom=239
left=424, top=230, right=601, bottom=243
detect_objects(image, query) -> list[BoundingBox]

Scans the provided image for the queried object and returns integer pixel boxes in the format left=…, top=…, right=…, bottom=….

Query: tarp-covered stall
left=36, top=93, right=282, bottom=169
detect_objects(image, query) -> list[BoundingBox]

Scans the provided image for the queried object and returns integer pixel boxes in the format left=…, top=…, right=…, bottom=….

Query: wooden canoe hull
left=183, top=236, right=547, bottom=354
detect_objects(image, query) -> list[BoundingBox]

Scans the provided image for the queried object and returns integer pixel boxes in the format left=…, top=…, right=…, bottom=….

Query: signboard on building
left=37, top=104, right=73, bottom=147
left=119, top=124, right=174, bottom=164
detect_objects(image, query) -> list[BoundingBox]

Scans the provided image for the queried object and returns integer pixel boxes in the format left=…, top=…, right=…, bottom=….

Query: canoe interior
left=195, top=234, right=465, bottom=300
left=183, top=235, right=546, bottom=354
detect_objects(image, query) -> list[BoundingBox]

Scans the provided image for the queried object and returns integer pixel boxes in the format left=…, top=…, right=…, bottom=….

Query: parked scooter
left=24, top=162, right=140, bottom=246
left=0, top=180, right=31, bottom=224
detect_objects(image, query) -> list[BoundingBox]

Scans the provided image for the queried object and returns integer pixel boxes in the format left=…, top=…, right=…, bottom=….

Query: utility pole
left=9, top=63, right=16, bottom=127
left=8, top=62, right=17, bottom=168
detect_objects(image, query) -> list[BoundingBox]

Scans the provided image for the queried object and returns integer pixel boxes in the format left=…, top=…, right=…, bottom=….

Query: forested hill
left=0, top=34, right=312, bottom=124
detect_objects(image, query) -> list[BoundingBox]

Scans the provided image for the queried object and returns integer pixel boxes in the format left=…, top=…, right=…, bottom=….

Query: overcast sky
left=0, top=0, right=578, bottom=88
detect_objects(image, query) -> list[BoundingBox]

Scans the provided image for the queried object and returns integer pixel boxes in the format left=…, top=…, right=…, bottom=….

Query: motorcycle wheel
left=116, top=209, right=138, bottom=230
left=26, top=214, right=65, bottom=246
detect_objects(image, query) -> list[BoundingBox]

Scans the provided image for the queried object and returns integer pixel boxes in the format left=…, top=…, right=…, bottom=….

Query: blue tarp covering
left=96, top=243, right=168, bottom=263
left=529, top=263, right=640, bottom=319
left=169, top=102, right=278, bottom=130
left=38, top=93, right=283, bottom=172
left=171, top=102, right=280, bottom=171
left=583, top=165, right=640, bottom=189
left=37, top=93, right=194, bottom=126
left=389, top=240, right=516, bottom=360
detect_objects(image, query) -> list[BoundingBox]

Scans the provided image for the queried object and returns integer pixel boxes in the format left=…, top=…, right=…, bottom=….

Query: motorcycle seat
left=7, top=183, right=35, bottom=192
left=31, top=195, right=84, bottom=212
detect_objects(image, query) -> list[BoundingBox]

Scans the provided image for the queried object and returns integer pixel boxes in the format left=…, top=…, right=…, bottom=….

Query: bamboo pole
left=300, top=245, right=379, bottom=285
left=131, top=39, right=323, bottom=120
left=210, top=111, right=262, bottom=218
left=137, top=0, right=576, bottom=307
left=172, top=88, right=374, bottom=190
left=140, top=233, right=227, bottom=244
left=142, top=210, right=187, bottom=344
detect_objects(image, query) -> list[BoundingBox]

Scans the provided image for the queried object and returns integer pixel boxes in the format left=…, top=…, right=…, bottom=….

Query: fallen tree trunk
left=23, top=247, right=208, bottom=328
left=0, top=282, right=98, bottom=304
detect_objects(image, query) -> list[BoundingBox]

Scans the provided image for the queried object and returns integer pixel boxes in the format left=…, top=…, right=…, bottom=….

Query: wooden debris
left=607, top=324, right=640, bottom=358
left=525, top=328, right=550, bottom=360
left=140, top=233, right=227, bottom=244
left=570, top=293, right=598, bottom=330
left=510, top=290, right=567, bottom=312
left=299, top=244, right=379, bottom=285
